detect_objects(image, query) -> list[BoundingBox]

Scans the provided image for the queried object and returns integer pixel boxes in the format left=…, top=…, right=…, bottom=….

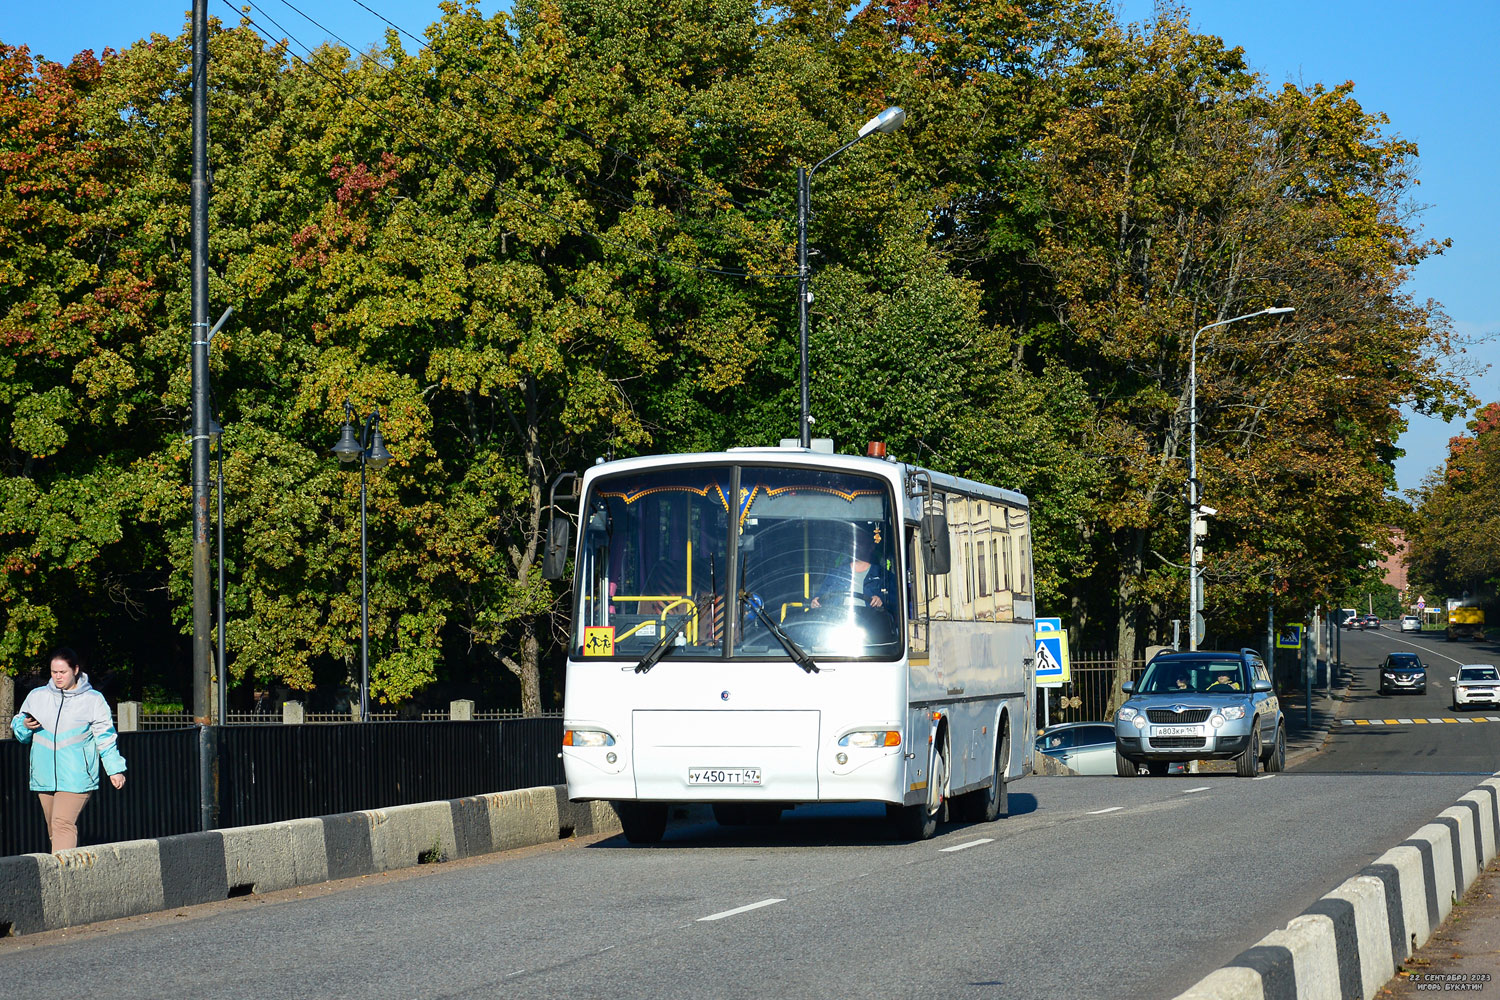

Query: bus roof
left=578, top=447, right=1029, bottom=509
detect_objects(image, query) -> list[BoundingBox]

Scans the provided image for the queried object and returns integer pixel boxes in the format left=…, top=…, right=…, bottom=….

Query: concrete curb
left=1171, top=777, right=1500, bottom=1000
left=0, top=785, right=624, bottom=937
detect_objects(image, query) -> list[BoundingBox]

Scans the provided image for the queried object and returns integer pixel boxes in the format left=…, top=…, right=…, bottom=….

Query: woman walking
left=11, top=649, right=127, bottom=852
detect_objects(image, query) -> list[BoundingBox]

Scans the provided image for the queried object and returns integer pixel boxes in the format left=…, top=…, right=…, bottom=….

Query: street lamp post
left=209, top=417, right=226, bottom=725
left=332, top=403, right=392, bottom=721
left=1187, top=305, right=1294, bottom=650
left=796, top=105, right=907, bottom=447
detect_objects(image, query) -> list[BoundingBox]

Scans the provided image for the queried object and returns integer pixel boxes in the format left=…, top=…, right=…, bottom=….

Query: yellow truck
left=1447, top=606, right=1486, bottom=642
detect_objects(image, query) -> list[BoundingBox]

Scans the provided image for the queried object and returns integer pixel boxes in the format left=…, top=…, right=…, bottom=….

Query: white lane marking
left=1183, top=786, right=1210, bottom=794
left=940, top=838, right=994, bottom=853
left=1375, top=632, right=1469, bottom=666
left=1087, top=806, right=1124, bottom=815
left=506, top=970, right=526, bottom=978
left=1253, top=774, right=1276, bottom=781
left=698, top=898, right=786, bottom=922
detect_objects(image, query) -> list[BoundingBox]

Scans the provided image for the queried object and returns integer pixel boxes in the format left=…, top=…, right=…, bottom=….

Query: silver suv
left=1113, top=649, right=1285, bottom=777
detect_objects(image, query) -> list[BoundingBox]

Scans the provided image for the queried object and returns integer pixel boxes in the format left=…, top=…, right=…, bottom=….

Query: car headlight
left=1117, top=707, right=1138, bottom=722
left=1218, top=705, right=1246, bottom=721
left=563, top=728, right=615, bottom=747
left=839, top=730, right=901, bottom=748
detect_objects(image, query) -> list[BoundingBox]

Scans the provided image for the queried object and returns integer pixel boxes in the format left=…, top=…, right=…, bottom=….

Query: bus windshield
left=572, top=463, right=900, bottom=661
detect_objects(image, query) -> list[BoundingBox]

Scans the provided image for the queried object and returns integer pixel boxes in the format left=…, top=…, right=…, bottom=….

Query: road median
left=1171, top=777, right=1500, bottom=1000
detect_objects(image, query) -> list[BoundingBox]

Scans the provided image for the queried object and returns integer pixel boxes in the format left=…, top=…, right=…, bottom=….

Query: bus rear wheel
left=954, top=728, right=1009, bottom=823
left=615, top=802, right=668, bottom=844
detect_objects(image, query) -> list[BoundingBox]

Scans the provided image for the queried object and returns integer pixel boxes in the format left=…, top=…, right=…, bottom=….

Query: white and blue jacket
left=10, top=674, right=128, bottom=793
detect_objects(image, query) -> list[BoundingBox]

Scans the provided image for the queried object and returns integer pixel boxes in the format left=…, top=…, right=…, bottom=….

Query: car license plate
left=1153, top=725, right=1202, bottom=738
left=688, top=767, right=762, bottom=785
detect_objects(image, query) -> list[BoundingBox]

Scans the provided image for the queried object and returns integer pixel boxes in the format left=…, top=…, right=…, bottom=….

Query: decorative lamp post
left=796, top=105, right=907, bottom=447
left=1187, top=306, right=1294, bottom=649
left=332, top=403, right=392, bottom=720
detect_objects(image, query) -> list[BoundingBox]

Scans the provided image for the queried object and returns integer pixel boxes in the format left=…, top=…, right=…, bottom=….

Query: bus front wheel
left=892, top=739, right=948, bottom=840
left=615, top=801, right=668, bottom=844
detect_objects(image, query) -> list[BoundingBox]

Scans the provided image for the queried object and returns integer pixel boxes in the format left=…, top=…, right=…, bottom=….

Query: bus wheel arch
left=892, top=717, right=948, bottom=840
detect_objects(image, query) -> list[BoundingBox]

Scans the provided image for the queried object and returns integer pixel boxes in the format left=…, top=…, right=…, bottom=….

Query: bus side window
left=972, top=499, right=993, bottom=621
left=951, top=493, right=973, bottom=622
left=991, top=502, right=1013, bottom=622
left=1008, top=504, right=1034, bottom=617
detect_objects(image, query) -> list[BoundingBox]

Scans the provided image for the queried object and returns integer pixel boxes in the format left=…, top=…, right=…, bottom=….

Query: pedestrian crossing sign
left=583, top=626, right=616, bottom=657
left=1035, top=623, right=1070, bottom=688
left=1275, top=623, right=1304, bottom=650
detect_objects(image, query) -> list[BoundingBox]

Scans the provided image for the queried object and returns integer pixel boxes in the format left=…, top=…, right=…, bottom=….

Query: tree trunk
left=518, top=625, right=541, bottom=716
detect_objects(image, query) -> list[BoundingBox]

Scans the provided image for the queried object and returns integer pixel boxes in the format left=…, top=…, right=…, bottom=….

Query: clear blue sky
left=4, top=1, right=1494, bottom=495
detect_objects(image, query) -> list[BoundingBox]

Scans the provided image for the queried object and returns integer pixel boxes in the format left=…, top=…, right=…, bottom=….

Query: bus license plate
left=688, top=767, right=762, bottom=786
left=1153, top=725, right=1202, bottom=738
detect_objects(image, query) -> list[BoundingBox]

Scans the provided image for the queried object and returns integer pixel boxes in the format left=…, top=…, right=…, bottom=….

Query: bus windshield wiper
left=635, top=609, right=696, bottom=674
left=740, top=590, right=819, bottom=674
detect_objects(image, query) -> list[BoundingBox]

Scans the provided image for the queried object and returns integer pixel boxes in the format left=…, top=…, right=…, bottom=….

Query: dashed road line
left=1342, top=717, right=1500, bottom=726
left=940, top=838, right=994, bottom=853
left=1253, top=774, right=1276, bottom=781
left=1183, top=786, right=1210, bottom=794
left=1087, top=806, right=1124, bottom=815
left=698, top=898, right=785, bottom=922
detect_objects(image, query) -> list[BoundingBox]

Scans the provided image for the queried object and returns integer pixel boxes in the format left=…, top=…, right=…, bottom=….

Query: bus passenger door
left=905, top=525, right=928, bottom=655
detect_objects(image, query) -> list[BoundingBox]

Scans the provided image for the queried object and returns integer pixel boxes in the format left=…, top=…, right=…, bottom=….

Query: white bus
left=545, top=443, right=1036, bottom=842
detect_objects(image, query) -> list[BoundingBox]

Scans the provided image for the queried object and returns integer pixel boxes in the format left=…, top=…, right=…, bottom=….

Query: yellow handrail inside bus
left=659, top=598, right=699, bottom=644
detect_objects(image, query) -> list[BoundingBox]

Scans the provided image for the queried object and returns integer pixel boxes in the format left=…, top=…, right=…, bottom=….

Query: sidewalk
left=1280, top=658, right=1351, bottom=767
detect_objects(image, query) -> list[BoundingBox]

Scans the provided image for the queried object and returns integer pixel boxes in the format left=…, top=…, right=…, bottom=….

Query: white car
left=1451, top=664, right=1500, bottom=710
left=1400, top=615, right=1421, bottom=633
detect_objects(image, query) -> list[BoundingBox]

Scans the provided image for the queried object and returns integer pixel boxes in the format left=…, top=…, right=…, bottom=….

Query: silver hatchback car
left=1114, top=649, right=1285, bottom=777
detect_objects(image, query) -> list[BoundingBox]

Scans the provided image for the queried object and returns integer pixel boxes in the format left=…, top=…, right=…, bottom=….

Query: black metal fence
left=0, top=718, right=564, bottom=857
left=1039, top=654, right=1148, bottom=729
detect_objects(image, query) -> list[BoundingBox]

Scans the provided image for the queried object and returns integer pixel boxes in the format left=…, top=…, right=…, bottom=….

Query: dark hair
left=49, top=647, right=82, bottom=674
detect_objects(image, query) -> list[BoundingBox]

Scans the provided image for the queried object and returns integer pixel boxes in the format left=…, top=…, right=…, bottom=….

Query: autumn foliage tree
left=0, top=1, right=1470, bottom=711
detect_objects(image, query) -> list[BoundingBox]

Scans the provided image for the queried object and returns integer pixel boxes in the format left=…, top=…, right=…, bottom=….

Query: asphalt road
left=1300, top=623, right=1500, bottom=774
left=1, top=770, right=1490, bottom=1000
left=6, top=625, right=1498, bottom=1000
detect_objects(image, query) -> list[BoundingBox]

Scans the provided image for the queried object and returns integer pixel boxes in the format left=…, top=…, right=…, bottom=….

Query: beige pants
left=38, top=791, right=91, bottom=852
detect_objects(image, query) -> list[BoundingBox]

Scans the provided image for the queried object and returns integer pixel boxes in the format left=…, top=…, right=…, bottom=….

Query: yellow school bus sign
left=583, top=626, right=616, bottom=656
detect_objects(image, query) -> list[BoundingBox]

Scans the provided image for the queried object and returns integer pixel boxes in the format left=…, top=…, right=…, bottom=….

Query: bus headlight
left=838, top=730, right=901, bottom=748
left=563, top=728, right=615, bottom=747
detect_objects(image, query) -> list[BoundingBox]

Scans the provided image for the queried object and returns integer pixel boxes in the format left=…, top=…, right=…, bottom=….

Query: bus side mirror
left=920, top=514, right=951, bottom=575
left=542, top=517, right=571, bottom=580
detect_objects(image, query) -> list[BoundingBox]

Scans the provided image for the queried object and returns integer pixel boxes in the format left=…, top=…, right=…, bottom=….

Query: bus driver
left=811, top=526, right=893, bottom=611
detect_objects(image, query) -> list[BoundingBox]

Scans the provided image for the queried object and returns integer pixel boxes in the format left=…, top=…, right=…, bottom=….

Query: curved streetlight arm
left=810, top=134, right=865, bottom=177
left=1186, top=305, right=1293, bottom=649
left=797, top=107, right=907, bottom=447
